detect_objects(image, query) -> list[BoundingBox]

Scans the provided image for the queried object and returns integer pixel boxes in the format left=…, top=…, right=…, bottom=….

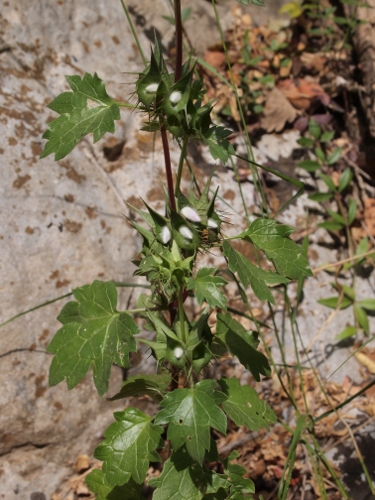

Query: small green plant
left=38, top=1, right=317, bottom=498
left=319, top=281, right=375, bottom=340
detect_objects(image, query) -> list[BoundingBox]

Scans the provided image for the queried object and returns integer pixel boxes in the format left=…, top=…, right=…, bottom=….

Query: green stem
left=119, top=0, right=147, bottom=67
left=174, top=0, right=183, bottom=82
left=160, top=123, right=176, bottom=211
left=175, top=136, right=188, bottom=198
left=178, top=288, right=186, bottom=344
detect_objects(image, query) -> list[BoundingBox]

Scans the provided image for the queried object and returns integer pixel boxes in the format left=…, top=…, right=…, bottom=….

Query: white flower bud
left=170, top=90, right=182, bottom=104
left=207, top=218, right=218, bottom=229
left=160, top=226, right=171, bottom=244
left=173, top=347, right=184, bottom=359
left=179, top=225, right=193, bottom=240
left=145, top=83, right=158, bottom=93
left=181, top=206, right=201, bottom=223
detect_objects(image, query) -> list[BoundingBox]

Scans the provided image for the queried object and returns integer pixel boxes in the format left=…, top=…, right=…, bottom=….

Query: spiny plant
left=40, top=0, right=313, bottom=498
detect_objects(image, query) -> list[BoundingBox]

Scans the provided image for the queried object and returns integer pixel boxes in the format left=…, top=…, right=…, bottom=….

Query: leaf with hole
left=220, top=377, right=276, bottom=431
left=154, top=380, right=227, bottom=464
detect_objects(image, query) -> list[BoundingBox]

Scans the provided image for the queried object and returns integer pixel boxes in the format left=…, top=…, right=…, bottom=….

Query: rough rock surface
left=0, top=0, right=288, bottom=497
left=3, top=0, right=369, bottom=498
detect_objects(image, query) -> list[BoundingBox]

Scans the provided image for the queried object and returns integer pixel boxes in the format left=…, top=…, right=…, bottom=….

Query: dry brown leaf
left=364, top=198, right=375, bottom=236
left=277, top=78, right=327, bottom=110
left=203, top=51, right=226, bottom=70
left=75, top=454, right=90, bottom=472
left=261, top=87, right=298, bottom=132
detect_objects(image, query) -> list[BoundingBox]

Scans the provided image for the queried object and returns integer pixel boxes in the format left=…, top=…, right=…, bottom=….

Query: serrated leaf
left=94, top=408, right=163, bottom=487
left=187, top=267, right=227, bottom=309
left=216, top=312, right=271, bottom=381
left=108, top=373, right=171, bottom=402
left=237, top=219, right=312, bottom=280
left=85, top=469, right=145, bottom=500
left=203, top=126, right=235, bottom=164
left=149, top=447, right=230, bottom=500
left=318, top=296, right=352, bottom=309
left=41, top=73, right=120, bottom=160
left=154, top=380, right=227, bottom=464
left=47, top=281, right=138, bottom=397
left=223, top=241, right=288, bottom=304
left=220, top=377, right=276, bottom=431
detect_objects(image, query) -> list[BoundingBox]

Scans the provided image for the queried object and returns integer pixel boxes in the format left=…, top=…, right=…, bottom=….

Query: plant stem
left=174, top=0, right=183, bottom=82
left=175, top=136, right=188, bottom=198
left=160, top=122, right=176, bottom=211
left=178, top=288, right=186, bottom=344
left=119, top=0, right=147, bottom=67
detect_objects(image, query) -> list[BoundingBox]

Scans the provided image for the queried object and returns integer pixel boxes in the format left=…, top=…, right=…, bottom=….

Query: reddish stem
left=174, top=0, right=182, bottom=82
left=160, top=125, right=176, bottom=211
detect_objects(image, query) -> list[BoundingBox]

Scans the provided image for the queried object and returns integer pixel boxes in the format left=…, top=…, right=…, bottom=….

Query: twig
left=312, top=249, right=375, bottom=274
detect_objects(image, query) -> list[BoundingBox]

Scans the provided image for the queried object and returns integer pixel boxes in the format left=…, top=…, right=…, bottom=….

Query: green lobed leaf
left=108, top=373, right=171, bottom=402
left=47, top=280, right=138, bottom=397
left=187, top=267, right=227, bottom=310
left=220, top=377, right=276, bottom=431
left=216, top=312, right=271, bottom=381
left=154, top=380, right=227, bottom=464
left=222, top=451, right=255, bottom=496
left=223, top=240, right=289, bottom=304
left=41, top=73, right=120, bottom=160
left=85, top=469, right=145, bottom=500
left=149, top=446, right=230, bottom=500
left=203, top=126, right=235, bottom=164
left=237, top=219, right=312, bottom=280
left=94, top=408, right=163, bottom=487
